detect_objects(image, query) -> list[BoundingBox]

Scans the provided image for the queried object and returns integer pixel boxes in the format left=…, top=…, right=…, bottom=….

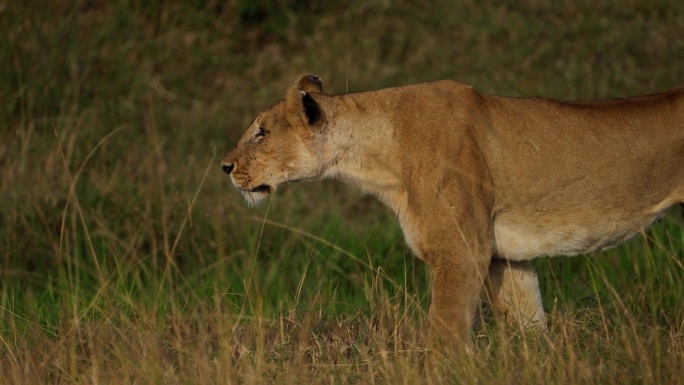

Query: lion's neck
left=318, top=94, right=406, bottom=209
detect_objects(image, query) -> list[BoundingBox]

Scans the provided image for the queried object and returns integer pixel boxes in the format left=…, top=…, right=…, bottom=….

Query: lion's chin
left=240, top=184, right=275, bottom=207
left=241, top=190, right=270, bottom=207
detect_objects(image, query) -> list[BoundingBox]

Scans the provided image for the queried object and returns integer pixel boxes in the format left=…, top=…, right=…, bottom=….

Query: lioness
left=222, top=74, right=684, bottom=344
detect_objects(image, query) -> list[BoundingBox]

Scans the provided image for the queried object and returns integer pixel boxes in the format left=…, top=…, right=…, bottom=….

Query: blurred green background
left=1, top=0, right=683, bottom=375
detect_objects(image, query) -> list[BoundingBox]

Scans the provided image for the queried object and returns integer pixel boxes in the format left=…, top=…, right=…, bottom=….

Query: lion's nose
left=221, top=162, right=234, bottom=175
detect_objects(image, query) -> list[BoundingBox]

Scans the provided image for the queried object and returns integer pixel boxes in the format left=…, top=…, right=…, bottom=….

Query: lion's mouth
left=250, top=184, right=271, bottom=193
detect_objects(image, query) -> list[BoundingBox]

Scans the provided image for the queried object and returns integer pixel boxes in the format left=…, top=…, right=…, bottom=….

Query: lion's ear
left=286, top=74, right=324, bottom=128
left=295, top=74, right=323, bottom=94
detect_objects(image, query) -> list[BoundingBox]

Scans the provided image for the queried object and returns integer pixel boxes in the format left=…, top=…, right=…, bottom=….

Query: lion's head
left=221, top=74, right=329, bottom=205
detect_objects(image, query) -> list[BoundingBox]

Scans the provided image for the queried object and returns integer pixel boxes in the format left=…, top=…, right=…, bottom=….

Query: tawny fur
left=222, top=75, right=684, bottom=345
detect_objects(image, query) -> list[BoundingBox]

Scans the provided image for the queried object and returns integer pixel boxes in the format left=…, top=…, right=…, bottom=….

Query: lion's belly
left=492, top=204, right=672, bottom=261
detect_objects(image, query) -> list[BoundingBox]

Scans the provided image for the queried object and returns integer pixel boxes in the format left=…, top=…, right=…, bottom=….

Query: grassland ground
left=1, top=1, right=683, bottom=383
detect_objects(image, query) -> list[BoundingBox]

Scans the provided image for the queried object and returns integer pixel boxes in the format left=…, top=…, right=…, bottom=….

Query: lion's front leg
left=486, top=259, right=546, bottom=330
left=411, top=213, right=494, bottom=348
left=429, top=257, right=491, bottom=347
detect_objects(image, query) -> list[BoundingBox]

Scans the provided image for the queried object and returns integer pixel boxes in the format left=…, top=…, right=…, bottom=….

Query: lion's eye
left=254, top=127, right=267, bottom=140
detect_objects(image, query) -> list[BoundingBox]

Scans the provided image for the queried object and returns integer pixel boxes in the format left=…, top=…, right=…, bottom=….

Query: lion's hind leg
left=486, top=259, right=546, bottom=331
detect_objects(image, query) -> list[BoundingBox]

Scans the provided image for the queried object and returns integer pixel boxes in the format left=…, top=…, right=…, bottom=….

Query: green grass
left=1, top=0, right=684, bottom=383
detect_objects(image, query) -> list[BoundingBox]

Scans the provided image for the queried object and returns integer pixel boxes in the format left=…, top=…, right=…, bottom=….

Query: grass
left=1, top=0, right=684, bottom=383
